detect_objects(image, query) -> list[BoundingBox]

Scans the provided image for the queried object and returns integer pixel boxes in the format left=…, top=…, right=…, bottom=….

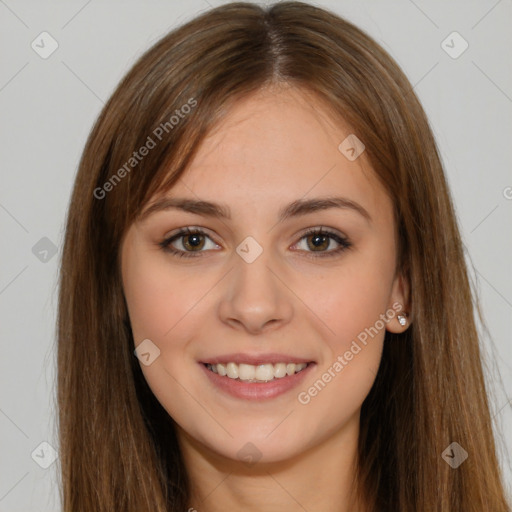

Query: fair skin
left=121, top=84, right=409, bottom=512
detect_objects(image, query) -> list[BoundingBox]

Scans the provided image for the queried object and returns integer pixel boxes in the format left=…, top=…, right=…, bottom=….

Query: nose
left=217, top=251, right=294, bottom=335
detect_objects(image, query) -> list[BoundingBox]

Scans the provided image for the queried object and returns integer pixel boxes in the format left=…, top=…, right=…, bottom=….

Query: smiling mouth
left=204, top=361, right=311, bottom=383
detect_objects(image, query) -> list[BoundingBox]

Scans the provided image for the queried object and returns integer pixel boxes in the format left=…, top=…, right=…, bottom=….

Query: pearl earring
left=397, top=313, right=407, bottom=326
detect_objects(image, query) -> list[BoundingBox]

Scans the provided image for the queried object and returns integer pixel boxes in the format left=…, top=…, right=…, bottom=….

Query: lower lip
left=199, top=362, right=316, bottom=401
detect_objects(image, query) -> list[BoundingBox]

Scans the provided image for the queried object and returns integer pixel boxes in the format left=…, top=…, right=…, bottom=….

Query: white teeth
left=255, top=364, right=274, bottom=381
left=238, top=363, right=255, bottom=380
left=206, top=362, right=308, bottom=382
left=286, top=363, right=296, bottom=376
left=274, top=363, right=287, bottom=378
left=226, top=362, right=239, bottom=379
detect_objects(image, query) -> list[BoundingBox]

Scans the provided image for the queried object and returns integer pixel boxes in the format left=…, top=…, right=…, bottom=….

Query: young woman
left=57, top=1, right=511, bottom=511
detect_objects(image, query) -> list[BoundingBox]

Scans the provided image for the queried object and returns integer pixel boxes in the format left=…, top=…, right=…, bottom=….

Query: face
left=120, top=85, right=408, bottom=465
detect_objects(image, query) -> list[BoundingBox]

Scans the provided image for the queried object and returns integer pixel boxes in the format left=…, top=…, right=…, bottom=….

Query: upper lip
left=201, top=353, right=315, bottom=366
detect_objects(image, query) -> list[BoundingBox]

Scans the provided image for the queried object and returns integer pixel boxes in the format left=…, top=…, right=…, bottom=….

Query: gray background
left=0, top=0, right=511, bottom=510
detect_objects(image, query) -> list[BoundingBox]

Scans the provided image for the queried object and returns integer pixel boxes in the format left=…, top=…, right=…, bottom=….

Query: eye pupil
left=184, top=234, right=204, bottom=250
left=308, top=234, right=329, bottom=251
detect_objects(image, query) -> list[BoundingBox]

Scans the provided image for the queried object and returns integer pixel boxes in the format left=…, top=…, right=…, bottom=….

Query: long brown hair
left=56, top=2, right=511, bottom=510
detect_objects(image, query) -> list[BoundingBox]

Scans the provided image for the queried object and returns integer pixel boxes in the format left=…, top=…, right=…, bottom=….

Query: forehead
left=189, top=85, right=357, bottom=176
left=148, top=86, right=391, bottom=224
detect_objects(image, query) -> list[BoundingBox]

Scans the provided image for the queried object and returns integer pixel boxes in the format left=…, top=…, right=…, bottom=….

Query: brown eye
left=294, top=227, right=352, bottom=258
left=305, top=232, right=331, bottom=252
left=159, top=226, right=352, bottom=260
left=159, top=228, right=218, bottom=258
left=181, top=233, right=206, bottom=251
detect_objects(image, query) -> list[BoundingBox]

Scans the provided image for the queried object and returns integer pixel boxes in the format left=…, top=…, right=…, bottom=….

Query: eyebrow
left=138, top=195, right=372, bottom=225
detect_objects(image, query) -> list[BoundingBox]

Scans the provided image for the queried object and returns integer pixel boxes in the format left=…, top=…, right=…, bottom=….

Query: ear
left=386, top=271, right=411, bottom=333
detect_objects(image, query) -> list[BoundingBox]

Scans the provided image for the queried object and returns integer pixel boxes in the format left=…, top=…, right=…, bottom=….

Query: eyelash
left=158, top=226, right=352, bottom=260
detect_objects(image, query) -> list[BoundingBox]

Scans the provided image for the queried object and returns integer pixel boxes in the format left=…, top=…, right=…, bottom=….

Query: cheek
left=124, top=257, right=206, bottom=341
left=294, top=252, right=393, bottom=408
left=295, top=296, right=386, bottom=429
left=302, top=252, right=394, bottom=350
left=123, top=257, right=217, bottom=398
left=123, top=258, right=207, bottom=419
